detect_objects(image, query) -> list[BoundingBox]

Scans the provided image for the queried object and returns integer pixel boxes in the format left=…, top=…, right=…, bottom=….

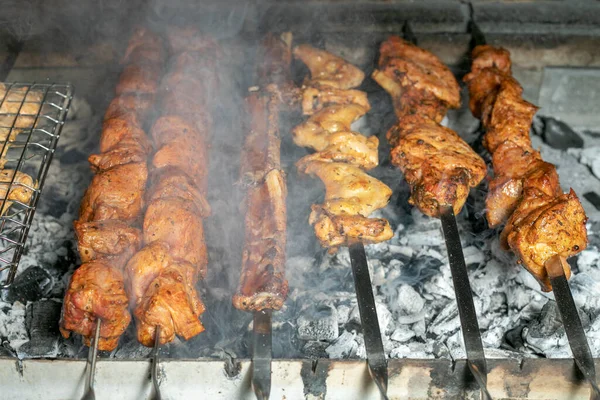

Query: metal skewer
left=81, top=320, right=101, bottom=400
left=349, top=242, right=389, bottom=400
left=439, top=206, right=492, bottom=400
left=546, top=255, right=600, bottom=400
left=252, top=309, right=272, bottom=400
left=150, top=325, right=163, bottom=400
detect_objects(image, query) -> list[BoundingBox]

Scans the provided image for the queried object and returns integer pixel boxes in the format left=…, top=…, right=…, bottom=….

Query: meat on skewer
left=464, top=45, right=588, bottom=291
left=125, top=27, right=215, bottom=346
left=372, top=36, right=487, bottom=218
left=293, top=44, right=393, bottom=251
left=60, top=27, right=164, bottom=350
left=234, top=34, right=290, bottom=312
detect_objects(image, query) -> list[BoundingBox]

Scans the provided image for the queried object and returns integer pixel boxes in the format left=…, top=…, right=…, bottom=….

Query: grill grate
left=0, top=82, right=72, bottom=288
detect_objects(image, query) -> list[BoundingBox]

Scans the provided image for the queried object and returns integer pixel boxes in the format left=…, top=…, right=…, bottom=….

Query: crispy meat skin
left=466, top=45, right=588, bottom=291
left=115, top=64, right=161, bottom=96
left=121, top=27, right=164, bottom=65
left=300, top=86, right=370, bottom=115
left=143, top=197, right=207, bottom=279
left=389, top=116, right=486, bottom=217
left=294, top=45, right=365, bottom=90
left=104, top=94, right=154, bottom=122
left=74, top=220, right=141, bottom=269
left=99, top=117, right=151, bottom=154
left=374, top=36, right=486, bottom=218
left=234, top=169, right=288, bottom=311
left=377, top=36, right=460, bottom=109
left=59, top=261, right=131, bottom=351
left=79, top=162, right=148, bottom=223
left=298, top=160, right=392, bottom=217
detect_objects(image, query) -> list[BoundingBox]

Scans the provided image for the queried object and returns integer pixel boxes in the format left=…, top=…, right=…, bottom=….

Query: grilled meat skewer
left=464, top=45, right=588, bottom=291
left=60, top=27, right=164, bottom=351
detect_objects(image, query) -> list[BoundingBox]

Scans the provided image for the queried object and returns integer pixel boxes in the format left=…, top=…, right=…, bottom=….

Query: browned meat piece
left=104, top=94, right=154, bottom=122
left=59, top=261, right=131, bottom=351
left=0, top=170, right=35, bottom=215
left=502, top=189, right=587, bottom=291
left=74, top=220, right=141, bottom=269
left=99, top=117, right=151, bottom=154
left=298, top=131, right=379, bottom=171
left=135, top=264, right=205, bottom=346
left=124, top=241, right=174, bottom=307
left=234, top=169, right=288, bottom=311
left=294, top=45, right=365, bottom=90
left=79, top=162, right=148, bottom=223
left=150, top=115, right=208, bottom=191
left=297, top=160, right=392, bottom=217
left=389, top=116, right=487, bottom=218
left=375, top=36, right=461, bottom=109
left=239, top=92, right=282, bottom=184
left=309, top=205, right=393, bottom=250
left=143, top=197, right=207, bottom=278
left=121, top=27, right=165, bottom=65
left=115, top=63, right=161, bottom=96
left=147, top=167, right=211, bottom=218
left=466, top=45, right=589, bottom=291
left=300, top=86, right=370, bottom=115
left=166, top=27, right=217, bottom=54
left=88, top=140, right=149, bottom=172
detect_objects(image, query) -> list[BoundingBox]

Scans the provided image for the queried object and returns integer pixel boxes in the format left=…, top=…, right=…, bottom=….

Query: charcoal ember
left=580, top=147, right=600, bottom=179
left=5, top=267, right=53, bottom=304
left=390, top=326, right=415, bottom=343
left=114, top=340, right=152, bottom=359
left=389, top=342, right=435, bottom=359
left=297, top=305, right=338, bottom=341
left=542, top=117, right=584, bottom=150
left=577, top=248, right=600, bottom=275
left=325, top=330, right=357, bottom=359
left=569, top=273, right=600, bottom=312
left=481, top=326, right=505, bottom=348
left=17, top=299, right=61, bottom=358
left=302, top=341, right=329, bottom=358
left=412, top=319, right=426, bottom=340
left=403, top=256, right=444, bottom=289
left=354, top=333, right=366, bottom=359
left=505, top=325, right=526, bottom=351
left=348, top=301, right=392, bottom=335
left=0, top=342, right=15, bottom=357
left=388, top=244, right=414, bottom=261
left=335, top=303, right=352, bottom=325
left=523, top=301, right=569, bottom=355
left=429, top=302, right=460, bottom=339
left=462, top=246, right=484, bottom=267
left=446, top=330, right=466, bottom=359
left=396, top=284, right=425, bottom=316
left=0, top=301, right=28, bottom=350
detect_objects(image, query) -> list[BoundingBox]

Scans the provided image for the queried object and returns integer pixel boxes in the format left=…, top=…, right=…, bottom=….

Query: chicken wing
left=294, top=45, right=365, bottom=90
left=0, top=169, right=35, bottom=215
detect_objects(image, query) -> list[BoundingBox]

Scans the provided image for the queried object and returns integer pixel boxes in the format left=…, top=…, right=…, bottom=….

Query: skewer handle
left=151, top=325, right=163, bottom=400
left=546, top=255, right=600, bottom=399
left=349, top=242, right=389, bottom=400
left=252, top=309, right=272, bottom=400
left=81, top=320, right=101, bottom=400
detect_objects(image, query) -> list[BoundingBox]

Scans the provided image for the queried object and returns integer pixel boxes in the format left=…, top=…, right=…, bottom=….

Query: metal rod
left=81, top=319, right=101, bottom=400
left=439, top=206, right=492, bottom=400
left=547, top=255, right=600, bottom=400
left=349, top=242, right=389, bottom=400
left=151, top=325, right=163, bottom=400
left=252, top=309, right=272, bottom=400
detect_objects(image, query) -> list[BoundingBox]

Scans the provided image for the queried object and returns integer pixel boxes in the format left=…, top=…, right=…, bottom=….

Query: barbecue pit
left=0, top=1, right=599, bottom=399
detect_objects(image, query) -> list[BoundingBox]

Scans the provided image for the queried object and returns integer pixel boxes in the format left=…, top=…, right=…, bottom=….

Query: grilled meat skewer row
left=293, top=45, right=393, bottom=251
left=464, top=45, right=588, bottom=291
left=124, top=28, right=216, bottom=346
left=234, top=33, right=291, bottom=312
left=60, top=27, right=164, bottom=351
left=372, top=36, right=487, bottom=218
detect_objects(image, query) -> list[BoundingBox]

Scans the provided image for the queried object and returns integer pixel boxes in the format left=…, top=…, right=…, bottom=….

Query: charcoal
left=113, top=340, right=152, bottom=359
left=17, top=300, right=61, bottom=358
left=542, top=118, right=584, bottom=150
left=297, top=305, right=338, bottom=341
left=348, top=301, right=392, bottom=335
left=325, top=330, right=357, bottom=359
left=523, top=301, right=568, bottom=355
left=396, top=284, right=425, bottom=316
left=5, top=267, right=53, bottom=304
left=429, top=302, right=460, bottom=339
left=580, top=147, right=600, bottom=179
left=302, top=341, right=329, bottom=358
left=390, top=326, right=415, bottom=343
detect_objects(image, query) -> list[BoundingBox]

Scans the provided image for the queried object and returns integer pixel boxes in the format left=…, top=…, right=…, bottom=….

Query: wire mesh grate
left=0, top=82, right=73, bottom=288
